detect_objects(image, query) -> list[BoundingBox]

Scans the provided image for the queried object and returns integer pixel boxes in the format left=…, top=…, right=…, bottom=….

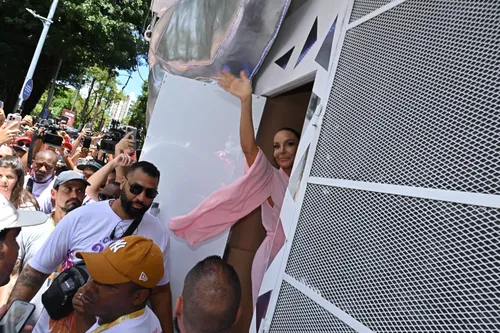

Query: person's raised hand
left=114, top=132, right=135, bottom=155
left=112, top=153, right=133, bottom=167
left=79, top=129, right=91, bottom=138
left=0, top=304, right=33, bottom=332
left=0, top=121, right=21, bottom=145
left=217, top=70, right=252, bottom=101
left=21, top=118, right=33, bottom=128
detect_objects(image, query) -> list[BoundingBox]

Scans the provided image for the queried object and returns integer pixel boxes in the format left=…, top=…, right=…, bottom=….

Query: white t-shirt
left=36, top=186, right=52, bottom=214
left=85, top=307, right=162, bottom=333
left=30, top=200, right=170, bottom=333
left=17, top=215, right=56, bottom=325
left=24, top=176, right=55, bottom=198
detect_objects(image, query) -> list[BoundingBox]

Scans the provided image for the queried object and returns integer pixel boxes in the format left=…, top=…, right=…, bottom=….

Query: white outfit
left=24, top=176, right=55, bottom=198
left=17, top=215, right=55, bottom=325
left=30, top=200, right=170, bottom=333
left=36, top=186, right=52, bottom=214
left=85, top=307, right=162, bottom=333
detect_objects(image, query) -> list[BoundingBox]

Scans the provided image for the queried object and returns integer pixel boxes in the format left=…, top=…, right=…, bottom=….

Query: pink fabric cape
left=169, top=148, right=288, bottom=304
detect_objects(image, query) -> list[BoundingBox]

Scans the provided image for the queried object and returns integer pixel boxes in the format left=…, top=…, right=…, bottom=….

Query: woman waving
left=169, top=71, right=300, bottom=304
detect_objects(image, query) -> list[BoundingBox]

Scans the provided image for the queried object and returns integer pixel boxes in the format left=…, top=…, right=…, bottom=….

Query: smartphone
left=82, top=136, right=92, bottom=149
left=5, top=114, right=22, bottom=129
left=0, top=300, right=35, bottom=333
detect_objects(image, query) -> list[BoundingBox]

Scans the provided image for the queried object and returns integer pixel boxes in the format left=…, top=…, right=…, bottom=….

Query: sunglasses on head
left=98, top=193, right=118, bottom=201
left=128, top=182, right=158, bottom=199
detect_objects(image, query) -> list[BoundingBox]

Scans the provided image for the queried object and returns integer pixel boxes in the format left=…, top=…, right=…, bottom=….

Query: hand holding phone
left=0, top=300, right=35, bottom=333
left=6, top=114, right=22, bottom=127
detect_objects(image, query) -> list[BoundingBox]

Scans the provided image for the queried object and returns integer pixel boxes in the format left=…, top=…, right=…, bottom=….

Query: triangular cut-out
left=315, top=16, right=338, bottom=71
left=295, top=17, right=318, bottom=68
left=274, top=46, right=295, bottom=69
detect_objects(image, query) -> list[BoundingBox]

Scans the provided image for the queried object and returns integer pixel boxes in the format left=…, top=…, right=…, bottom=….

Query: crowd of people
left=0, top=70, right=300, bottom=333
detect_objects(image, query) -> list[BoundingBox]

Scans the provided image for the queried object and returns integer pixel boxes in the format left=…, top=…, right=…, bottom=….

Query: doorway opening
left=225, top=80, right=314, bottom=332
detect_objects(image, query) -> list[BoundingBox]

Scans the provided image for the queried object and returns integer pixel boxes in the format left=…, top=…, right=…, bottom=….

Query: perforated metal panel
left=311, top=1, right=500, bottom=195
left=270, top=281, right=357, bottom=333
left=349, top=0, right=395, bottom=23
left=265, top=1, right=500, bottom=332
left=285, top=184, right=499, bottom=332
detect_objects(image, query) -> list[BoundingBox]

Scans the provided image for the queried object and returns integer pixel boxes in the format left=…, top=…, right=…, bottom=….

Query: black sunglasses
left=128, top=181, right=158, bottom=199
left=98, top=193, right=118, bottom=201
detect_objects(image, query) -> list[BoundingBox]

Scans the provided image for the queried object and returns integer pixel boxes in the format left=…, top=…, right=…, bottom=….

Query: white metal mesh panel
left=349, top=0, right=394, bottom=23
left=269, top=281, right=357, bottom=332
left=310, top=0, right=500, bottom=195
left=285, top=183, right=500, bottom=333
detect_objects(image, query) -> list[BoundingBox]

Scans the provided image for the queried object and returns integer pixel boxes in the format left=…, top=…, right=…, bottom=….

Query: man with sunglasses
left=12, top=137, right=31, bottom=159
left=8, top=161, right=173, bottom=333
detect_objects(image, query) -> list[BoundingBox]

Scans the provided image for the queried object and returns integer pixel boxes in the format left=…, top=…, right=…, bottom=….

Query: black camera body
left=100, top=127, right=125, bottom=154
left=38, top=120, right=63, bottom=148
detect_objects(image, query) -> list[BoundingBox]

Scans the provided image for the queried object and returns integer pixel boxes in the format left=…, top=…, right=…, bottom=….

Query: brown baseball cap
left=76, top=236, right=164, bottom=289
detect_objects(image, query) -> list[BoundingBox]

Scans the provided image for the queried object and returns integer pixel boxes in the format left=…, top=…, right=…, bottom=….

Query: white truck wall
left=140, top=74, right=265, bottom=308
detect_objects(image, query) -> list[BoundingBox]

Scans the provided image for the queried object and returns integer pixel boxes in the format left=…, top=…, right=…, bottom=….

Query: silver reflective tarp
left=147, top=0, right=290, bottom=124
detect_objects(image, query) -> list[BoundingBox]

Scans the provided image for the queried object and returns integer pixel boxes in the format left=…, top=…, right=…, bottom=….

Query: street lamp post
left=16, top=0, right=60, bottom=111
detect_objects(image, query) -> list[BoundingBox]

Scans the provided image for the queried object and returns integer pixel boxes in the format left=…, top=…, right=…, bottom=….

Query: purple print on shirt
left=90, top=236, right=115, bottom=253
left=60, top=249, right=76, bottom=271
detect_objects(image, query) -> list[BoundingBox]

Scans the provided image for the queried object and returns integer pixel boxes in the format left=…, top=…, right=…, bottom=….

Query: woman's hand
left=217, top=70, right=252, bottom=101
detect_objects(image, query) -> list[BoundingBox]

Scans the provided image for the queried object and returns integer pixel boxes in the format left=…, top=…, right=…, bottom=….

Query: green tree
left=0, top=0, right=148, bottom=114
left=128, top=81, right=147, bottom=145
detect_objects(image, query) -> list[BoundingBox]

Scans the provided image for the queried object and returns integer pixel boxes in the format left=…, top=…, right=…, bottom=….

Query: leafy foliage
left=0, top=0, right=148, bottom=113
left=125, top=80, right=147, bottom=143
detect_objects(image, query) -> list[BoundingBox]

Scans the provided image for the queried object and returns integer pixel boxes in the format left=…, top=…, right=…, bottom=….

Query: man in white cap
left=0, top=195, right=46, bottom=333
left=0, top=194, right=47, bottom=286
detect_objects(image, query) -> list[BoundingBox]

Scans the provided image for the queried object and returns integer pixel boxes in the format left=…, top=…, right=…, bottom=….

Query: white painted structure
left=140, top=75, right=266, bottom=310
left=144, top=0, right=499, bottom=332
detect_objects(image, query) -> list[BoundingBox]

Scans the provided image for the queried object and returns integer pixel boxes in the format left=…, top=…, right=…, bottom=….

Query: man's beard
left=61, top=199, right=82, bottom=213
left=34, top=172, right=52, bottom=183
left=120, top=191, right=150, bottom=219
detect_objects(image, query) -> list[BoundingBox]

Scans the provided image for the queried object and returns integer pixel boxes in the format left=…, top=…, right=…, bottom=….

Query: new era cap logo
left=109, top=240, right=127, bottom=253
left=139, top=272, right=148, bottom=282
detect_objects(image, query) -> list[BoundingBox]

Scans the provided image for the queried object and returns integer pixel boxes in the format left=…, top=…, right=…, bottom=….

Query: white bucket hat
left=0, top=194, right=48, bottom=231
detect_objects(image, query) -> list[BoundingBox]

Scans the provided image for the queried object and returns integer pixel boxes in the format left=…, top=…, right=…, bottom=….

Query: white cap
left=0, top=194, right=48, bottom=232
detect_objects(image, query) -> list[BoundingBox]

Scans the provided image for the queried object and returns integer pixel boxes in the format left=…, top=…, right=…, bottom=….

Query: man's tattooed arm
left=7, top=264, right=49, bottom=305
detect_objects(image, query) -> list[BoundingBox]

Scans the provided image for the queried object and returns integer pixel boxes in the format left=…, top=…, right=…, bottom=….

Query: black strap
left=122, top=217, right=142, bottom=238
left=110, top=216, right=142, bottom=240
left=26, top=178, right=34, bottom=194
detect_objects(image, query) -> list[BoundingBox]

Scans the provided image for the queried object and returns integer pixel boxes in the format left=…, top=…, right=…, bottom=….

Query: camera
left=37, top=119, right=63, bottom=148
left=100, top=120, right=125, bottom=154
